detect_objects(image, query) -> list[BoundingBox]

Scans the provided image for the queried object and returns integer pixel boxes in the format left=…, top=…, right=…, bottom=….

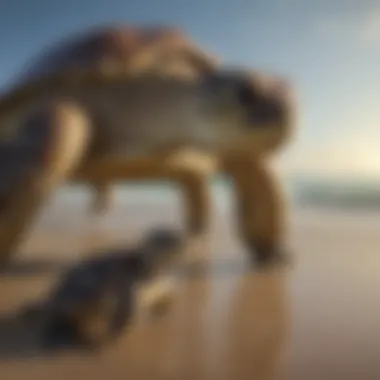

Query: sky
left=0, top=0, right=379, bottom=180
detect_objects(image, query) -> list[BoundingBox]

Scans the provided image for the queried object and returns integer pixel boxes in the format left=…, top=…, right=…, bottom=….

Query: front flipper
left=0, top=102, right=90, bottom=270
left=222, top=155, right=290, bottom=268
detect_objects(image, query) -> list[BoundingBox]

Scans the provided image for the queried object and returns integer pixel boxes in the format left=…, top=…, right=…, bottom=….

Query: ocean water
left=291, top=177, right=380, bottom=210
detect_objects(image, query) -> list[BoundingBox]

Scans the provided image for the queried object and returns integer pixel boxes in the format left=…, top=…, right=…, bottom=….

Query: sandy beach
left=0, top=184, right=379, bottom=380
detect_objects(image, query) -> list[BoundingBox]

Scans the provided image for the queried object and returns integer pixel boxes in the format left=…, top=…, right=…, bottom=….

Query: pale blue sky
left=0, top=0, right=379, bottom=178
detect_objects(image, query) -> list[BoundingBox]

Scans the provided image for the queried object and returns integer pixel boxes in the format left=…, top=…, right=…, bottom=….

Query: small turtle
left=38, top=251, right=144, bottom=350
left=0, top=27, right=295, bottom=271
left=21, top=229, right=184, bottom=351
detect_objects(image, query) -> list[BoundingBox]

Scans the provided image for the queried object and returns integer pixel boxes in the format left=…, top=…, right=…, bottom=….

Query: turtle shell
left=14, top=25, right=219, bottom=86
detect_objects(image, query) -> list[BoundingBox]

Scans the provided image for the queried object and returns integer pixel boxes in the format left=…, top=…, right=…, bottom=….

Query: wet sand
left=0, top=187, right=379, bottom=380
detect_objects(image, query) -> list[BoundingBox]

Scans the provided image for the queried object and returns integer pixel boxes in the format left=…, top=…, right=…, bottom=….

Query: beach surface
left=0, top=184, right=379, bottom=380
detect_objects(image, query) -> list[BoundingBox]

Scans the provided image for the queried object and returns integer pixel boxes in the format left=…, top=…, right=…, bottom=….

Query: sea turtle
left=0, top=25, right=296, bottom=270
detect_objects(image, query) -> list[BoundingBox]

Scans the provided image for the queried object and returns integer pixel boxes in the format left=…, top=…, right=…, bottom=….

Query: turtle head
left=200, top=68, right=297, bottom=156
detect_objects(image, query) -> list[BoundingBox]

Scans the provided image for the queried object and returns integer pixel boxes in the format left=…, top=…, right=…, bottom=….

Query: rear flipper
left=0, top=101, right=90, bottom=270
left=222, top=155, right=290, bottom=268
